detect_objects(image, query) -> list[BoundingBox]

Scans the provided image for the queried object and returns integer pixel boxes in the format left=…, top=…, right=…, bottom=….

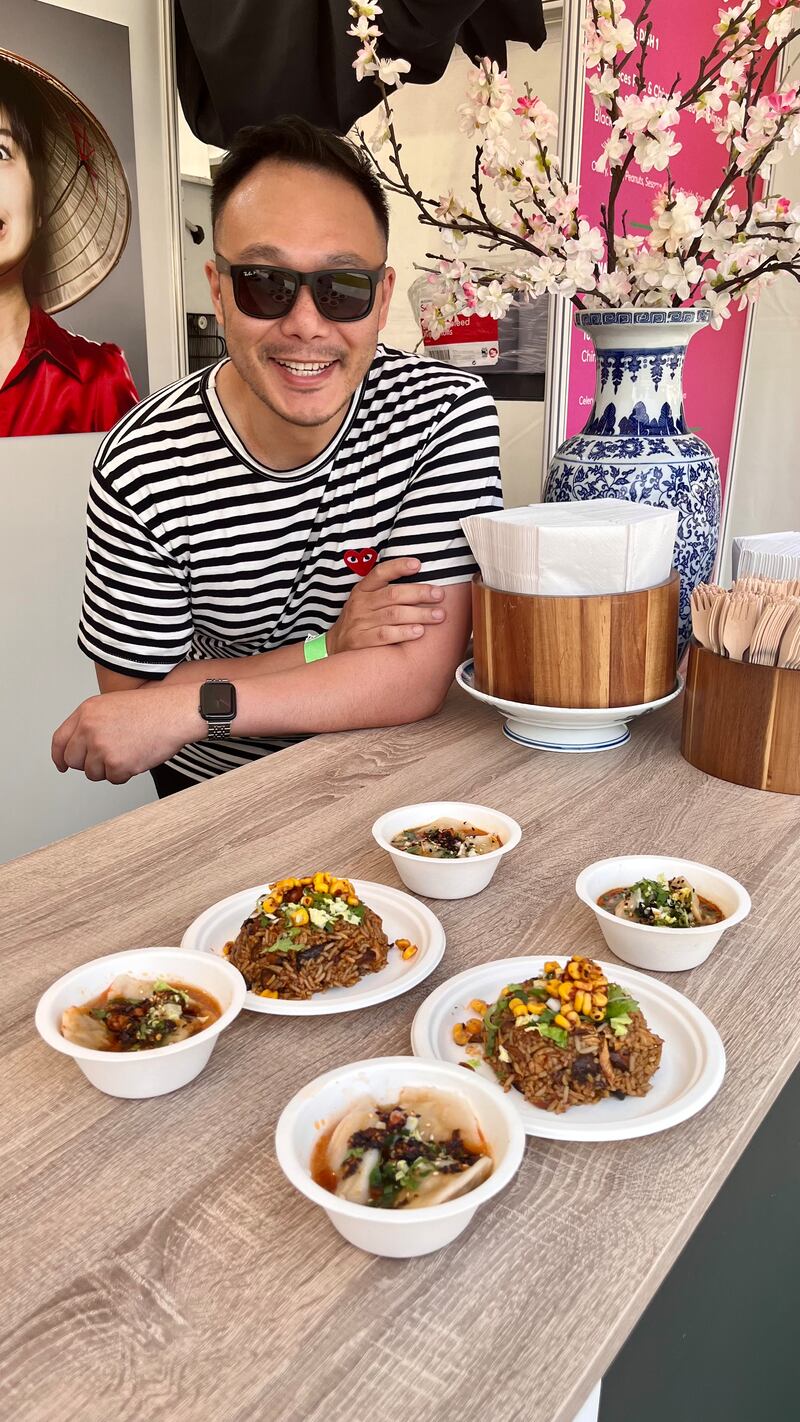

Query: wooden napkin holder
left=681, top=641, right=800, bottom=795
left=471, top=570, right=679, bottom=709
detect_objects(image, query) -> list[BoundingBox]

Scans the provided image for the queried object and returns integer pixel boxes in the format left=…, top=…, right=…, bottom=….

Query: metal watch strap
left=206, top=722, right=232, bottom=740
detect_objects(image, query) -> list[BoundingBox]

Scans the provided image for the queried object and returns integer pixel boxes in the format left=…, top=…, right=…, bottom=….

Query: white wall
left=0, top=0, right=183, bottom=863
left=181, top=178, right=217, bottom=315
left=722, top=144, right=800, bottom=575
left=0, top=442, right=155, bottom=858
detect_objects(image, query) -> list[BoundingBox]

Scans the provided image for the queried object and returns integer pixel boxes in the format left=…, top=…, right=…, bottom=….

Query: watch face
left=200, top=681, right=236, bottom=719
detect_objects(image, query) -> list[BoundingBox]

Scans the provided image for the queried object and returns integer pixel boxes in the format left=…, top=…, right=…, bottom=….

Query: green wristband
left=304, top=632, right=328, bottom=664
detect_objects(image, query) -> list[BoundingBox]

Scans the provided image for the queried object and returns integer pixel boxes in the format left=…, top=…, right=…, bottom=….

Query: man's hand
left=52, top=684, right=201, bottom=783
left=326, top=557, right=446, bottom=655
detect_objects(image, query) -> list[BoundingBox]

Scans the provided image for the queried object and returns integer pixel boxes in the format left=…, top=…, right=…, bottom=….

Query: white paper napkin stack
left=731, top=532, right=800, bottom=583
left=461, top=500, right=678, bottom=596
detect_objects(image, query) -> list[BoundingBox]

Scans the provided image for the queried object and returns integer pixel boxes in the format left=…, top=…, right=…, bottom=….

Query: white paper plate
left=410, top=956, right=725, bottom=1141
left=180, top=880, right=446, bottom=1016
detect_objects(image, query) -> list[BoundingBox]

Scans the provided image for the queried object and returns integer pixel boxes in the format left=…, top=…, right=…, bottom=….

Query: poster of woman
left=0, top=36, right=142, bottom=436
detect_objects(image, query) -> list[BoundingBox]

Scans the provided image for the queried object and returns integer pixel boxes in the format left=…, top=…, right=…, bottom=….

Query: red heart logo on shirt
left=343, top=547, right=378, bottom=577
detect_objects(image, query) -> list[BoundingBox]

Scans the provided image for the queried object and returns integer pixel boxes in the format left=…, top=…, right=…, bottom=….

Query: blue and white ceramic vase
left=544, top=307, right=719, bottom=655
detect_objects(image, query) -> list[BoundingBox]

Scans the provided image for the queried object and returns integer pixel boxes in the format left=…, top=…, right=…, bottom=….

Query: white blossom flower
left=348, top=2, right=383, bottom=19
left=562, top=254, right=598, bottom=295
left=518, top=254, right=561, bottom=295
left=439, top=226, right=469, bottom=255
left=766, top=6, right=796, bottom=46
left=370, top=112, right=392, bottom=151
left=514, top=94, right=559, bottom=142
left=630, top=250, right=704, bottom=301
left=718, top=56, right=748, bottom=95
left=422, top=305, right=449, bottom=339
left=700, top=208, right=741, bottom=256
left=733, top=112, right=781, bottom=171
left=584, top=14, right=636, bottom=69
left=597, top=268, right=634, bottom=302
left=434, top=191, right=472, bottom=223
left=703, top=285, right=733, bottom=327
left=587, top=68, right=620, bottom=112
left=376, top=56, right=411, bottom=87
left=597, top=126, right=630, bottom=171
left=633, top=126, right=682, bottom=171
left=352, top=44, right=378, bottom=81
left=649, top=189, right=703, bottom=254
left=474, top=279, right=515, bottom=319
left=347, top=17, right=380, bottom=40
left=564, top=218, right=605, bottom=265
left=713, top=3, right=759, bottom=48
left=692, top=87, right=724, bottom=124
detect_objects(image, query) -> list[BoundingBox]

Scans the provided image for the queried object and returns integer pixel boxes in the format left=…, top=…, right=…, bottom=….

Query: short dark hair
left=210, top=116, right=389, bottom=245
left=0, top=63, right=46, bottom=187
left=0, top=63, right=47, bottom=296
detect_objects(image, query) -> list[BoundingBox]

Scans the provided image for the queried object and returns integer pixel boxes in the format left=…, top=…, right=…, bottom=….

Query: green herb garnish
left=626, top=876, right=693, bottom=927
left=610, top=1013, right=633, bottom=1038
left=262, top=931, right=301, bottom=955
left=605, top=983, right=639, bottom=1018
left=153, top=978, right=188, bottom=1001
left=604, top=983, right=639, bottom=1039
left=483, top=983, right=532, bottom=1056
left=533, top=1021, right=569, bottom=1049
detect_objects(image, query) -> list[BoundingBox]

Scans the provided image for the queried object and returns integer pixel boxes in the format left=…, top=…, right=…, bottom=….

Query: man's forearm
left=231, top=644, right=452, bottom=736
left=68, top=587, right=470, bottom=782
left=163, top=640, right=306, bottom=685
left=158, top=642, right=452, bottom=748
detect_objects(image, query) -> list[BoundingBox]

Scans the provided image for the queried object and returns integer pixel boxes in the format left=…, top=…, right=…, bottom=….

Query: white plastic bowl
left=371, top=801, right=521, bottom=899
left=35, top=947, right=247, bottom=1098
left=576, top=855, right=751, bottom=972
left=275, top=1056, right=526, bottom=1257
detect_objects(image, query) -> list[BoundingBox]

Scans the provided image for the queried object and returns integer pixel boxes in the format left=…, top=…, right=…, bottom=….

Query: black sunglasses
left=215, top=255, right=386, bottom=323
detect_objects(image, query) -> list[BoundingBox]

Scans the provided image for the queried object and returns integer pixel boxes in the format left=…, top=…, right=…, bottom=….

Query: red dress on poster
left=0, top=306, right=139, bottom=437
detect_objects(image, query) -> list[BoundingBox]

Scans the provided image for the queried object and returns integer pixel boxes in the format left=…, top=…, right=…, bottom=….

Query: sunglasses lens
left=313, top=271, right=373, bottom=320
left=234, top=267, right=298, bottom=319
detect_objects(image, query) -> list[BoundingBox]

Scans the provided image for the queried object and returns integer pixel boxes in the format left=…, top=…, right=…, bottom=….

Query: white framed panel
left=0, top=0, right=184, bottom=862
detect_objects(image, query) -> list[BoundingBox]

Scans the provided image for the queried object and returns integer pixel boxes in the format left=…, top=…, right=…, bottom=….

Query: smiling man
left=52, top=117, right=502, bottom=792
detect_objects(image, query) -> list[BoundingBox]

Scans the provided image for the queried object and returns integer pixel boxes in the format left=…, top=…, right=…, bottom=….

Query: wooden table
left=3, top=689, right=799, bottom=1422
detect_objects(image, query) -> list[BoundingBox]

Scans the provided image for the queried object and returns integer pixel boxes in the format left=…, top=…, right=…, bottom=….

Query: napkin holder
left=681, top=642, right=800, bottom=795
left=472, top=570, right=679, bottom=710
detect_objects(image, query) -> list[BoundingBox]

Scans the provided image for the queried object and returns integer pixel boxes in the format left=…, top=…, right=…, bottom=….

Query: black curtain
left=175, top=0, right=547, bottom=146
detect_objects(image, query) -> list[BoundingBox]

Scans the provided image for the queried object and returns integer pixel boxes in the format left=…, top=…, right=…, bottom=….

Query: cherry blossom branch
left=346, top=0, right=800, bottom=334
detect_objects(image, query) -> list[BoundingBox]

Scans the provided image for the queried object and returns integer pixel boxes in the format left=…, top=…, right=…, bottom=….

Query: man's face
left=0, top=108, right=37, bottom=281
left=207, top=160, right=395, bottom=429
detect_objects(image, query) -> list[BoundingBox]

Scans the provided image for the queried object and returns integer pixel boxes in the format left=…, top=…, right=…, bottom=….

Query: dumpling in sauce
left=313, top=1086, right=493, bottom=1209
left=390, top=819, right=503, bottom=859
left=60, top=976, right=220, bottom=1052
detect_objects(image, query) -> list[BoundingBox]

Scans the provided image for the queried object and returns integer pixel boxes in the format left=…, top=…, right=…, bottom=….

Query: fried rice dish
left=224, top=873, right=391, bottom=1000
left=464, top=956, right=663, bottom=1113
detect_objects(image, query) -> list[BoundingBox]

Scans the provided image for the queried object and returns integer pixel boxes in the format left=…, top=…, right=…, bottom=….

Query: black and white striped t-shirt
left=78, top=344, right=502, bottom=781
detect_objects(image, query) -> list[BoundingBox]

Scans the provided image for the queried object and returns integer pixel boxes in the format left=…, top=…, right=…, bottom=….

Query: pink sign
left=566, top=0, right=760, bottom=496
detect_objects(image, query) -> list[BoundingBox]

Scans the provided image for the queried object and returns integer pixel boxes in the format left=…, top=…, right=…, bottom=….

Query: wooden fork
left=722, top=592, right=763, bottom=662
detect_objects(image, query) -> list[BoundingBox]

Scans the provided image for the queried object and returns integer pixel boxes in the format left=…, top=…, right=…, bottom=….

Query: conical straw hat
left=0, top=48, right=130, bottom=313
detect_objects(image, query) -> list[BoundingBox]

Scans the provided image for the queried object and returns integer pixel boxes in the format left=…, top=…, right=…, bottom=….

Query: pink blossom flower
left=766, top=87, right=798, bottom=114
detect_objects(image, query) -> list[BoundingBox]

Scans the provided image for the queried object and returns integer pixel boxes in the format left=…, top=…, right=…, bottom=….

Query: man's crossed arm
left=52, top=559, right=471, bottom=784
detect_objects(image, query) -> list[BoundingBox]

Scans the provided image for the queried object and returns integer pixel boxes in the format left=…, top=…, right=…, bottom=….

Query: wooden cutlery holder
left=681, top=642, right=800, bottom=795
left=471, top=570, right=679, bottom=709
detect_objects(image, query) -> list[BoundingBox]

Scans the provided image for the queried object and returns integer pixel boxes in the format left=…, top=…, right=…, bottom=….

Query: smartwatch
left=199, top=679, right=237, bottom=740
